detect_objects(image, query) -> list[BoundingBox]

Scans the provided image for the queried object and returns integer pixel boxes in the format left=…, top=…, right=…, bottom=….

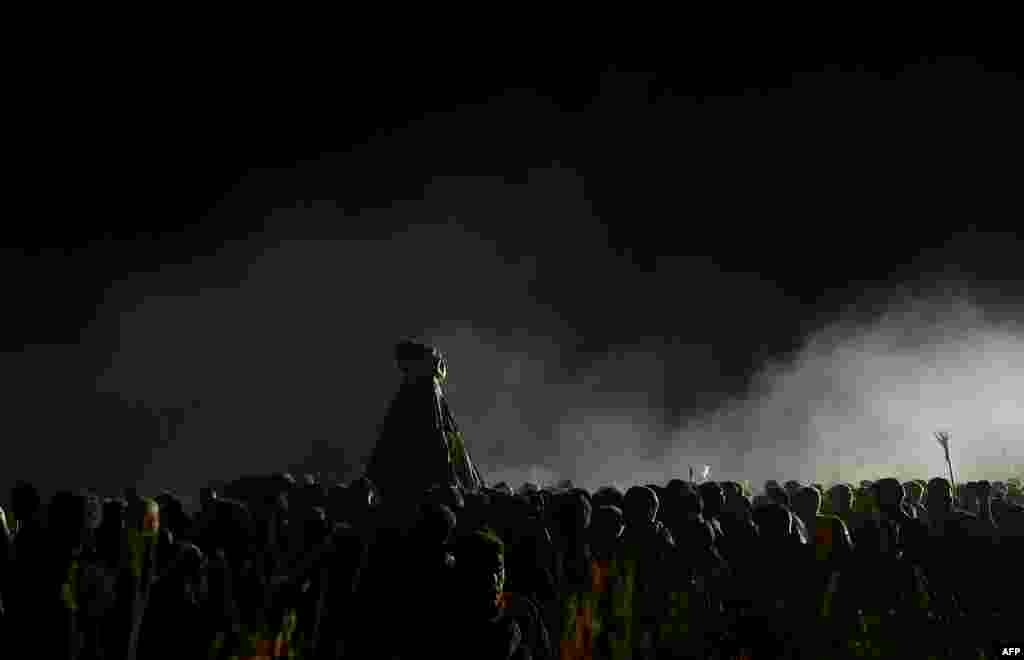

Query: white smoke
left=509, top=294, right=1024, bottom=491
left=86, top=170, right=1024, bottom=498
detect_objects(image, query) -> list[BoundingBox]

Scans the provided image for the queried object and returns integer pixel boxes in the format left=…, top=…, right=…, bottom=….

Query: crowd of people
left=1, top=471, right=1021, bottom=659
left=1, top=340, right=1021, bottom=659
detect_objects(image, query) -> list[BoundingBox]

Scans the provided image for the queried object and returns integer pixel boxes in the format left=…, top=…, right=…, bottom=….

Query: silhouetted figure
left=316, top=521, right=367, bottom=659
left=446, top=528, right=528, bottom=660
left=617, top=486, right=674, bottom=659
left=748, top=502, right=802, bottom=659
left=549, top=489, right=594, bottom=659
left=366, top=341, right=485, bottom=526
left=793, top=486, right=854, bottom=657
left=495, top=495, right=556, bottom=629
left=717, top=480, right=759, bottom=637
left=6, top=481, right=50, bottom=657
left=824, top=483, right=856, bottom=539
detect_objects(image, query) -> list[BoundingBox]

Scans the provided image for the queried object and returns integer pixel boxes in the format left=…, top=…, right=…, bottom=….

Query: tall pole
left=945, top=450, right=956, bottom=501
left=935, top=431, right=956, bottom=502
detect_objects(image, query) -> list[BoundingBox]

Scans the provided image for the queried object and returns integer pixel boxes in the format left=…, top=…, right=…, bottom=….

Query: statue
left=365, top=340, right=485, bottom=511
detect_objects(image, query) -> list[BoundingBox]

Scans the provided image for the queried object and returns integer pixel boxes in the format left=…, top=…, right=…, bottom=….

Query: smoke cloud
left=456, top=296, right=1024, bottom=491
left=76, top=169, right=1024, bottom=500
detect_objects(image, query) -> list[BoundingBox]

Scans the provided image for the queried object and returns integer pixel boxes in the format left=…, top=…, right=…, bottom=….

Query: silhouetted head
left=752, top=502, right=793, bottom=541
left=297, top=505, right=328, bottom=545
left=645, top=484, right=664, bottom=503
left=454, top=528, right=506, bottom=613
left=623, top=486, right=659, bottom=526
left=827, top=483, right=854, bottom=516
left=698, top=482, right=725, bottom=519
left=175, top=542, right=206, bottom=587
left=593, top=486, right=624, bottom=510
left=156, top=492, right=189, bottom=538
left=666, top=478, right=687, bottom=492
left=414, top=502, right=457, bottom=547
left=11, top=481, right=42, bottom=523
left=395, top=340, right=446, bottom=383
left=793, top=486, right=822, bottom=522
left=873, top=478, right=905, bottom=514
left=590, top=505, right=624, bottom=545
left=925, top=477, right=954, bottom=515
left=852, top=486, right=876, bottom=514
left=132, top=498, right=160, bottom=537
left=211, top=498, right=255, bottom=561
left=48, top=491, right=89, bottom=551
left=554, top=490, right=592, bottom=538
left=101, top=499, right=127, bottom=529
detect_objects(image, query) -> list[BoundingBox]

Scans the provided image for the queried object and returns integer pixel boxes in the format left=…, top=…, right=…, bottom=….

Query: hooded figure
left=366, top=340, right=485, bottom=511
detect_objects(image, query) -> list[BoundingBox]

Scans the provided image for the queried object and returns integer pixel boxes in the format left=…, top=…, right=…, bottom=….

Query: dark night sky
left=5, top=57, right=1023, bottom=504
